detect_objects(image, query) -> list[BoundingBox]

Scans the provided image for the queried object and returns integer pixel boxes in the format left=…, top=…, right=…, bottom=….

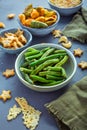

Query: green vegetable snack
left=20, top=47, right=69, bottom=86
left=30, top=20, right=48, bottom=28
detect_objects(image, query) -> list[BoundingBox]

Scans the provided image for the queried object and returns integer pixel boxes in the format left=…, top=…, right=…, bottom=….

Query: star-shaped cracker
left=78, top=61, right=87, bottom=69
left=0, top=90, right=12, bottom=102
left=73, top=48, right=83, bottom=57
left=52, top=29, right=62, bottom=38
left=2, top=69, right=15, bottom=78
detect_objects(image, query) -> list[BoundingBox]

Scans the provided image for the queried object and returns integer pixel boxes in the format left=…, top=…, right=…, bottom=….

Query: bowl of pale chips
left=48, top=0, right=83, bottom=16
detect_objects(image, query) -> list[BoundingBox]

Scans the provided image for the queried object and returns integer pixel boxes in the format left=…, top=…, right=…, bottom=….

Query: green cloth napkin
left=45, top=76, right=87, bottom=130
left=62, top=8, right=87, bottom=43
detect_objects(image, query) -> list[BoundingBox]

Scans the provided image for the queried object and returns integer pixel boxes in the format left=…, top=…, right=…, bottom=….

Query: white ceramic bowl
left=15, top=43, right=77, bottom=92
left=0, top=28, right=32, bottom=54
left=18, top=8, right=60, bottom=36
left=48, top=0, right=83, bottom=16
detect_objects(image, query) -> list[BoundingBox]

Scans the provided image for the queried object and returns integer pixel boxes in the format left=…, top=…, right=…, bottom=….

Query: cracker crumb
left=78, top=61, right=87, bottom=70
left=73, top=48, right=83, bottom=57
left=52, top=29, right=62, bottom=38
left=15, top=97, right=41, bottom=130
left=61, top=41, right=72, bottom=49
left=59, top=36, right=68, bottom=43
left=7, top=105, right=21, bottom=120
left=2, top=69, right=15, bottom=78
left=0, top=90, right=11, bottom=102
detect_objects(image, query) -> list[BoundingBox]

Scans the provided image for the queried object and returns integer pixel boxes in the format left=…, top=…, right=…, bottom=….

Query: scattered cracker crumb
left=73, top=48, right=83, bottom=57
left=2, top=69, right=15, bottom=78
left=7, top=13, right=15, bottom=19
left=78, top=61, right=87, bottom=70
left=0, top=22, right=5, bottom=28
left=59, top=36, right=68, bottom=43
left=62, top=41, right=72, bottom=49
left=52, top=30, right=61, bottom=38
left=0, top=90, right=11, bottom=102
left=15, top=97, right=41, bottom=130
left=7, top=105, right=21, bottom=120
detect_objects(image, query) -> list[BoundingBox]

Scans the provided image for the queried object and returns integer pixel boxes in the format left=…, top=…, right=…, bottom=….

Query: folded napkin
left=62, top=8, right=87, bottom=43
left=45, top=76, right=87, bottom=130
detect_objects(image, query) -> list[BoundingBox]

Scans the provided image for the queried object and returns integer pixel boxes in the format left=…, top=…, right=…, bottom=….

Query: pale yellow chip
left=7, top=105, right=21, bottom=120
left=15, top=97, right=29, bottom=111
left=15, top=97, right=42, bottom=130
left=22, top=110, right=41, bottom=130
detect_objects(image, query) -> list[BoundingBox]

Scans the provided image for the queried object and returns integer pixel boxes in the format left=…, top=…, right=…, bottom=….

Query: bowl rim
left=0, top=27, right=32, bottom=51
left=15, top=43, right=77, bottom=90
left=18, top=8, right=60, bottom=30
left=48, top=0, right=84, bottom=9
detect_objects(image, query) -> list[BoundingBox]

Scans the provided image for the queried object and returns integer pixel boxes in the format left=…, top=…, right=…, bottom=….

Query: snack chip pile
left=19, top=4, right=57, bottom=28
left=0, top=29, right=27, bottom=49
left=50, top=0, right=81, bottom=8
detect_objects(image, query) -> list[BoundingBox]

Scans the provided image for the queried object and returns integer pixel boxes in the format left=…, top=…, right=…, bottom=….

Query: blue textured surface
left=0, top=0, right=87, bottom=130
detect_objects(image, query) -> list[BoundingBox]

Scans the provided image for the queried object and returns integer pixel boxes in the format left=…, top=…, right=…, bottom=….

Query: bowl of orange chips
left=18, top=4, right=60, bottom=36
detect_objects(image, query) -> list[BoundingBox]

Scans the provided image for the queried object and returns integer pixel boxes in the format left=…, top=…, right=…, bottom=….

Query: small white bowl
left=18, top=8, right=60, bottom=36
left=15, top=43, right=77, bottom=92
left=0, top=28, right=32, bottom=54
left=48, top=0, right=83, bottom=16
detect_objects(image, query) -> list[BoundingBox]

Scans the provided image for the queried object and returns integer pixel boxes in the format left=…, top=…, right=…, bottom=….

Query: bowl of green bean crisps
left=15, top=43, right=77, bottom=92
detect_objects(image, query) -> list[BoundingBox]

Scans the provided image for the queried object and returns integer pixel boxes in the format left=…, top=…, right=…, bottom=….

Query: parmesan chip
left=7, top=105, right=21, bottom=120
left=15, top=97, right=41, bottom=130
